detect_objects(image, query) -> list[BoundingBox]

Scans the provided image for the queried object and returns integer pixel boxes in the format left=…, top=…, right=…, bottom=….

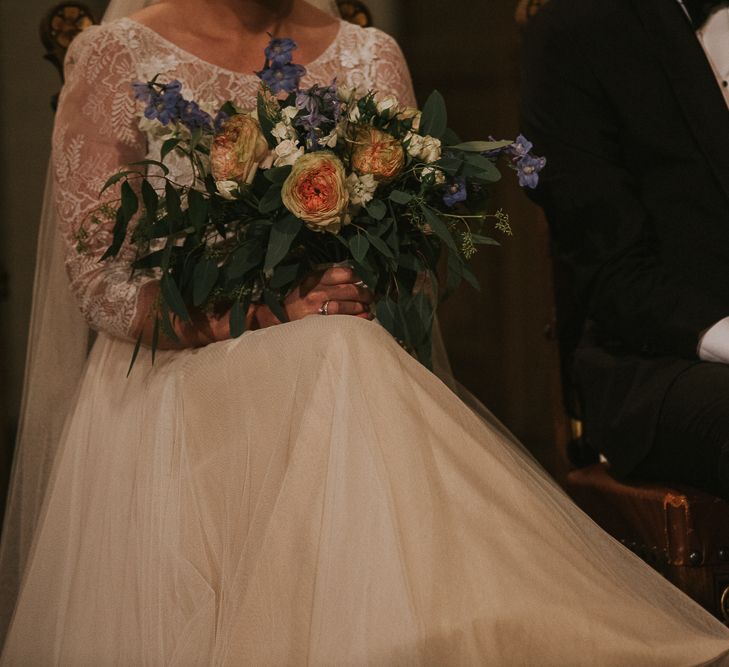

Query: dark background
left=0, top=1, right=563, bottom=499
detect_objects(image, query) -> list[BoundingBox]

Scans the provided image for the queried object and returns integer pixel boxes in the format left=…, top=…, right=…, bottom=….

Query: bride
left=1, top=0, right=729, bottom=664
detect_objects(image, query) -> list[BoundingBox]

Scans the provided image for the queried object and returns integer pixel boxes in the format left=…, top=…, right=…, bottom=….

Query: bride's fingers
left=326, top=283, right=373, bottom=303
left=323, top=301, right=371, bottom=316
left=319, top=266, right=356, bottom=285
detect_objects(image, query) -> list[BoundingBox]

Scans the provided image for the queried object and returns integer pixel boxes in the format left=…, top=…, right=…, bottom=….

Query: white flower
left=405, top=132, right=424, bottom=159
left=405, top=132, right=441, bottom=164
left=376, top=95, right=399, bottom=115
left=337, top=86, right=357, bottom=104
left=216, top=180, right=240, bottom=200
left=138, top=117, right=174, bottom=141
left=346, top=172, right=378, bottom=207
left=273, top=139, right=305, bottom=167
left=400, top=107, right=422, bottom=132
left=281, top=106, right=298, bottom=121
left=272, top=120, right=297, bottom=143
left=420, top=136, right=442, bottom=163
left=320, top=128, right=339, bottom=149
left=419, top=166, right=446, bottom=185
left=348, top=105, right=362, bottom=123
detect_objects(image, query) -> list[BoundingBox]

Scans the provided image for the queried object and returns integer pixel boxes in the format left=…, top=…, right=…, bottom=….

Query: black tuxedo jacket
left=520, top=0, right=729, bottom=474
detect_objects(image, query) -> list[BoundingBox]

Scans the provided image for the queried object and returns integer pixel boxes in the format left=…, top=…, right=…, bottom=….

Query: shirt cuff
left=698, top=316, right=729, bottom=363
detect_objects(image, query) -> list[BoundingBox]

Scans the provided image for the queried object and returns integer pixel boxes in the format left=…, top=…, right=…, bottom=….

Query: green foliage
left=420, top=90, right=447, bottom=139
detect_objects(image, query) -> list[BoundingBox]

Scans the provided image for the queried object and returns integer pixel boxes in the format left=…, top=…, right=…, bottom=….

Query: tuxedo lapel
left=632, top=0, right=729, bottom=204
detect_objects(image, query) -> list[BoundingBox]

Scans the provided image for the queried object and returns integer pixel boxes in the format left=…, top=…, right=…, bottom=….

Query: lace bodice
left=53, top=18, right=416, bottom=340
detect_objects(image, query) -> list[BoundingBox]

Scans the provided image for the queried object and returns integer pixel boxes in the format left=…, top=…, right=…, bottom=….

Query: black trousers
left=631, top=362, right=729, bottom=500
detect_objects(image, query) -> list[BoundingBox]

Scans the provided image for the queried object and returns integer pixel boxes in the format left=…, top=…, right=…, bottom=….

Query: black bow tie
left=681, top=0, right=729, bottom=28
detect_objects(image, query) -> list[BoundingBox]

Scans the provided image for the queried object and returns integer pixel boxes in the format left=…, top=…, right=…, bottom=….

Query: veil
left=0, top=0, right=343, bottom=641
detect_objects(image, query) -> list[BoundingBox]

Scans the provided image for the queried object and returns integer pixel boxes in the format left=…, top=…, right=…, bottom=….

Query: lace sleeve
left=52, top=25, right=152, bottom=340
left=370, top=29, right=417, bottom=108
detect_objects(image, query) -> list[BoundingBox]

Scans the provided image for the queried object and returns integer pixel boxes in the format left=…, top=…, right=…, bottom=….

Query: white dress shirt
left=691, top=8, right=729, bottom=361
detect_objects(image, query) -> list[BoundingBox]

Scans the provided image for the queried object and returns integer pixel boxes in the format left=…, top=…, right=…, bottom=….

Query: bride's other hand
left=254, top=266, right=375, bottom=329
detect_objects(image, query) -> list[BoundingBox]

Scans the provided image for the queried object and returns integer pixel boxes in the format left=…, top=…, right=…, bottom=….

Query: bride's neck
left=170, top=0, right=298, bottom=37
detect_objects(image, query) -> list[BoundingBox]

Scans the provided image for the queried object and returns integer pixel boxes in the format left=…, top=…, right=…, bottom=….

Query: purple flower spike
left=516, top=154, right=546, bottom=189
left=265, top=37, right=298, bottom=67
left=443, top=177, right=468, bottom=208
left=509, top=134, right=533, bottom=159
left=257, top=62, right=307, bottom=94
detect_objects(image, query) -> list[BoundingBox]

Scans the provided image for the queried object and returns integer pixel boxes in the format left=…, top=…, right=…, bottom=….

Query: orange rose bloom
left=350, top=126, right=405, bottom=183
left=281, top=152, right=349, bottom=234
left=211, top=114, right=269, bottom=185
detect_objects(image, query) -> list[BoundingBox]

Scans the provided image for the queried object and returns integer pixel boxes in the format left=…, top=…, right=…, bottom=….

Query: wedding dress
left=2, top=15, right=729, bottom=667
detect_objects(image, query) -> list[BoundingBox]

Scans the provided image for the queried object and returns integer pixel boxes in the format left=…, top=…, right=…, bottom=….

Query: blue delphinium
left=515, top=154, right=546, bottom=189
left=214, top=109, right=230, bottom=132
left=443, top=177, right=468, bottom=208
left=478, top=133, right=546, bottom=188
left=132, top=80, right=213, bottom=131
left=294, top=82, right=341, bottom=149
left=265, top=37, right=298, bottom=66
left=257, top=62, right=307, bottom=95
left=507, top=134, right=533, bottom=160
left=256, top=37, right=306, bottom=94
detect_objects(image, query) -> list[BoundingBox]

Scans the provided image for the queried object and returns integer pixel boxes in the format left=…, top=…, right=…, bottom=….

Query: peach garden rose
left=211, top=114, right=269, bottom=185
left=281, top=152, right=350, bottom=234
left=350, top=126, right=405, bottom=183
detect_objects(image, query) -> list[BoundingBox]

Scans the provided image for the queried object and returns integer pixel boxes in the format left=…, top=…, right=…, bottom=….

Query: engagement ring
left=319, top=300, right=331, bottom=316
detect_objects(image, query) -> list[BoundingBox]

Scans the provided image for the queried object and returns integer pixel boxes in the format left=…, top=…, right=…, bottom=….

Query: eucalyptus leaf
left=463, top=153, right=502, bottom=182
left=349, top=234, right=370, bottom=264
left=158, top=305, right=180, bottom=344
left=126, top=331, right=144, bottom=377
left=365, top=199, right=387, bottom=221
left=192, top=258, right=219, bottom=306
left=102, top=181, right=138, bottom=260
left=263, top=288, right=289, bottom=323
left=264, top=165, right=293, bottom=184
left=161, top=138, right=181, bottom=162
left=161, top=274, right=190, bottom=321
left=165, top=182, right=182, bottom=222
left=420, top=90, right=447, bottom=139
left=389, top=190, right=412, bottom=205
left=227, top=243, right=264, bottom=279
left=187, top=189, right=209, bottom=230
left=151, top=317, right=160, bottom=365
left=451, top=140, right=512, bottom=153
left=419, top=205, right=457, bottom=252
left=258, top=92, right=278, bottom=149
left=365, top=231, right=394, bottom=259
left=376, top=297, right=397, bottom=333
left=230, top=297, right=249, bottom=338
left=141, top=179, right=159, bottom=221
left=264, top=214, right=301, bottom=271
left=259, top=185, right=283, bottom=214
left=100, top=170, right=134, bottom=194
left=128, top=158, right=170, bottom=176
left=472, top=233, right=500, bottom=246
left=270, top=262, right=300, bottom=290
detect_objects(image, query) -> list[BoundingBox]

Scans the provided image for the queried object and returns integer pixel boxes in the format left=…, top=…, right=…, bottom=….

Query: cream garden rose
left=350, top=126, right=405, bottom=183
left=211, top=114, right=269, bottom=185
left=405, top=132, right=442, bottom=164
left=281, top=152, right=350, bottom=233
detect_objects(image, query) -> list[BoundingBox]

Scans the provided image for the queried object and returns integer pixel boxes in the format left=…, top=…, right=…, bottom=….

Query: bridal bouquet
left=93, top=37, right=545, bottom=368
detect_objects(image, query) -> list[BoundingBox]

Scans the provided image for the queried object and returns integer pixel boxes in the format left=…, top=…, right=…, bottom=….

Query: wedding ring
left=319, top=300, right=331, bottom=316
left=354, top=280, right=368, bottom=288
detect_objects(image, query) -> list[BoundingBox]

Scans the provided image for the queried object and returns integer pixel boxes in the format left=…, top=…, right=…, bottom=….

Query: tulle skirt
left=2, top=315, right=729, bottom=665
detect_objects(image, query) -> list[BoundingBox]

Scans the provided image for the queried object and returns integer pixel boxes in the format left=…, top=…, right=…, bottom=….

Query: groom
left=520, top=0, right=729, bottom=498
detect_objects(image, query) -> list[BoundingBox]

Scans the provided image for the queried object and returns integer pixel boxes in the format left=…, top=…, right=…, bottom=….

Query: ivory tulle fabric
left=4, top=13, right=729, bottom=666
left=2, top=317, right=729, bottom=664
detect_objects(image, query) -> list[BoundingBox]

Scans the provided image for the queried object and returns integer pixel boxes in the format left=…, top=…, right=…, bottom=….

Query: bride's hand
left=254, top=266, right=375, bottom=330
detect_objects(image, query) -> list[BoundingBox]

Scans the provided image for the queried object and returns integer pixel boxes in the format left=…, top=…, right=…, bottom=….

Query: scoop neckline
left=119, top=17, right=346, bottom=79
